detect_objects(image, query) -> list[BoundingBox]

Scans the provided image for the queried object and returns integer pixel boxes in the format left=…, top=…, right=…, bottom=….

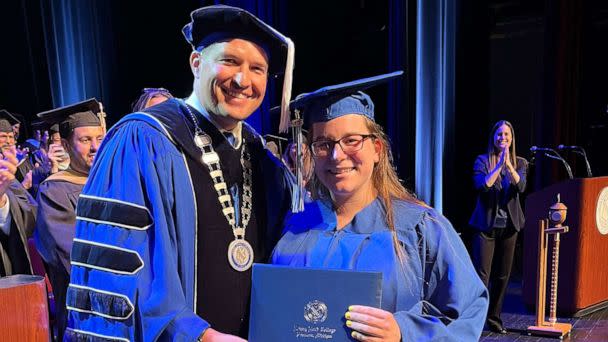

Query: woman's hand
left=503, top=147, right=513, bottom=170
left=345, top=305, right=401, bottom=341
left=501, top=147, right=521, bottom=184
left=200, top=328, right=247, bottom=342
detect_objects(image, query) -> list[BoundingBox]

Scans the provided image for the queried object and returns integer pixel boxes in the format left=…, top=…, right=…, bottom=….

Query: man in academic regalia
left=0, top=110, right=33, bottom=185
left=23, top=120, right=64, bottom=198
left=33, top=98, right=105, bottom=341
left=66, top=5, right=295, bottom=342
left=0, top=116, right=38, bottom=278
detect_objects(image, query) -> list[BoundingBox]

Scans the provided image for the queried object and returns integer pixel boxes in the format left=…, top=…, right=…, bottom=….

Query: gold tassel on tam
left=97, top=102, right=108, bottom=133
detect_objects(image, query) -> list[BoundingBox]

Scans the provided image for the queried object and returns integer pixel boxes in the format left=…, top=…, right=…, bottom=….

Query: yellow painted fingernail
left=348, top=305, right=354, bottom=311
left=346, top=320, right=352, bottom=327
left=351, top=331, right=357, bottom=338
left=345, top=312, right=351, bottom=319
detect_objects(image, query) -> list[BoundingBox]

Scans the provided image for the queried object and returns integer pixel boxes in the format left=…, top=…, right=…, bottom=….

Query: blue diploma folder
left=248, top=264, right=383, bottom=342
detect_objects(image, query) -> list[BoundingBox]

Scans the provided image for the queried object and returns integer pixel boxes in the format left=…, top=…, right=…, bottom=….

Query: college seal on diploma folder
left=304, top=300, right=328, bottom=324
left=249, top=264, right=382, bottom=341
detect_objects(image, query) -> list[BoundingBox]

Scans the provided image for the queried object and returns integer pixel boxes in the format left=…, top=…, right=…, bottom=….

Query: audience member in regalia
left=33, top=98, right=106, bottom=341
left=24, top=121, right=64, bottom=198
left=272, top=72, right=489, bottom=341
left=0, top=117, right=38, bottom=278
left=282, top=135, right=313, bottom=188
left=0, top=110, right=33, bottom=185
left=131, top=87, right=174, bottom=112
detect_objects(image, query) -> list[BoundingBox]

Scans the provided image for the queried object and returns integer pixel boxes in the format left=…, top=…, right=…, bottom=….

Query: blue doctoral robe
left=272, top=198, right=489, bottom=341
left=66, top=100, right=293, bottom=341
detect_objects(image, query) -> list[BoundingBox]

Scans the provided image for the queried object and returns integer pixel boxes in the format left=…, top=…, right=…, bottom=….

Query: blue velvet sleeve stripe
left=65, top=327, right=130, bottom=342
left=71, top=238, right=144, bottom=275
left=66, top=283, right=135, bottom=321
left=76, top=194, right=153, bottom=231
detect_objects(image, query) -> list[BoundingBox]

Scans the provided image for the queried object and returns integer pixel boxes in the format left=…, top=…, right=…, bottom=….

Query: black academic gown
left=34, top=170, right=86, bottom=342
left=0, top=179, right=38, bottom=277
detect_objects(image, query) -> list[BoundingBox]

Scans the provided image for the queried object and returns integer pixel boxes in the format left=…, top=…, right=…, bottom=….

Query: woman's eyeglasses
left=310, top=134, right=375, bottom=157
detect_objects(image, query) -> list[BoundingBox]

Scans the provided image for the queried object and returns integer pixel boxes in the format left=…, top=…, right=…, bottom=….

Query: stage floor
left=479, top=281, right=608, bottom=341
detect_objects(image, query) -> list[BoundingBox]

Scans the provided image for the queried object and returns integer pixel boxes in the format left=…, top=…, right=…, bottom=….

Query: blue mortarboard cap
left=276, top=71, right=403, bottom=212
left=288, top=71, right=404, bottom=127
left=182, top=5, right=295, bottom=133
left=37, top=98, right=104, bottom=137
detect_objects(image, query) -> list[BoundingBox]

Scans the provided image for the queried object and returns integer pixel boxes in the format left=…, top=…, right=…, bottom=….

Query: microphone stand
left=571, top=148, right=593, bottom=177
left=543, top=151, right=574, bottom=180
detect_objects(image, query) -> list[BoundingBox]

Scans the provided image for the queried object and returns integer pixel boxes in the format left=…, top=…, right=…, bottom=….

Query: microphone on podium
left=557, top=145, right=593, bottom=177
left=557, top=144, right=580, bottom=150
left=530, top=146, right=574, bottom=179
left=530, top=146, right=553, bottom=153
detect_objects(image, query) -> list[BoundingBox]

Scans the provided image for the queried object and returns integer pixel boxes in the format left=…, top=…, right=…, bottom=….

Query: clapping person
left=469, top=120, right=528, bottom=334
left=0, top=118, right=38, bottom=278
left=23, top=121, right=63, bottom=197
left=0, top=110, right=31, bottom=184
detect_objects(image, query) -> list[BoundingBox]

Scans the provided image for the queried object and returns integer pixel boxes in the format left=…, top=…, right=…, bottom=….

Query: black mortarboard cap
left=0, top=109, right=21, bottom=124
left=37, top=98, right=103, bottom=138
left=0, top=109, right=21, bottom=133
left=31, top=120, right=59, bottom=134
left=263, top=134, right=288, bottom=157
left=0, top=120, right=11, bottom=133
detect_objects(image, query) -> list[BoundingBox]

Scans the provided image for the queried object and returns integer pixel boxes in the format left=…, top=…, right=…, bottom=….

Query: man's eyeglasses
left=310, top=134, right=376, bottom=157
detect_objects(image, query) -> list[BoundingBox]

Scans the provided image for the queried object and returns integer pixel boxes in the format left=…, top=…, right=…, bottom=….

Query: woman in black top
left=469, top=120, right=528, bottom=334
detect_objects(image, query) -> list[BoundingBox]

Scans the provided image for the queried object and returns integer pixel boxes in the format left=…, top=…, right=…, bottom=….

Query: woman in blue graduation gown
left=272, top=73, right=489, bottom=341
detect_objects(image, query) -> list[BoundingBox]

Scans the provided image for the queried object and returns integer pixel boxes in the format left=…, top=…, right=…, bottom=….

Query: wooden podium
left=0, top=275, right=51, bottom=341
left=523, top=176, right=608, bottom=316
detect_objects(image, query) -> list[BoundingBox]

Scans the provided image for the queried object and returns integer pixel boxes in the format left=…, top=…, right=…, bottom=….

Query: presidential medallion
left=228, top=239, right=254, bottom=272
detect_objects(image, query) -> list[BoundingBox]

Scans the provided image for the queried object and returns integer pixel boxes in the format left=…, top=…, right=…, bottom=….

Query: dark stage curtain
left=215, top=0, right=287, bottom=134
left=387, top=0, right=416, bottom=192
left=40, top=0, right=284, bottom=133
left=41, top=1, right=115, bottom=109
left=414, top=0, right=456, bottom=212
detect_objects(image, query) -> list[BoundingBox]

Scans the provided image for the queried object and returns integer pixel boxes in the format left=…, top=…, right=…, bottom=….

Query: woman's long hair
left=487, top=120, right=518, bottom=175
left=307, top=117, right=425, bottom=264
